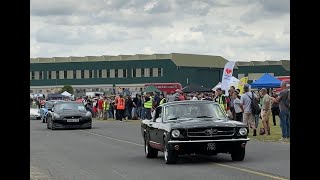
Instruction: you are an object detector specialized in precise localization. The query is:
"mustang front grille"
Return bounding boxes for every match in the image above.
[187,127,235,137]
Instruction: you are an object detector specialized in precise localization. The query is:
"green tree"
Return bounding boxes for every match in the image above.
[59,84,74,94]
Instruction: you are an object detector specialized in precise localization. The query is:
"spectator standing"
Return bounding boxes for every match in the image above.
[276,82,290,141]
[240,84,257,136]
[97,97,104,120]
[259,88,271,135]
[144,92,153,120]
[232,90,243,122]
[125,96,134,120]
[271,91,280,126]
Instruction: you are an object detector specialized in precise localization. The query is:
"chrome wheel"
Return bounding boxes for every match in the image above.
[164,147,168,161]
[145,142,148,155]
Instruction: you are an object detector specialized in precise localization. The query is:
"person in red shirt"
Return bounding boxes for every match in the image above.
[97,96,104,120]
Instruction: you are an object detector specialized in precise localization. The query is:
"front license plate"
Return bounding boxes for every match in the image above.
[67,119,79,122]
[207,143,216,151]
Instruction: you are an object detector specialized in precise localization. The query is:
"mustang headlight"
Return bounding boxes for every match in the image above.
[171,129,180,138]
[239,128,248,136]
[85,111,92,118]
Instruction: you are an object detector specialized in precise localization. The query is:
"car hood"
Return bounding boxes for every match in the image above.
[54,110,87,117]
[169,118,246,129]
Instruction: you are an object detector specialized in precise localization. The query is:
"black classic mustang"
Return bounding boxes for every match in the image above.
[47,101,92,130]
[141,101,250,164]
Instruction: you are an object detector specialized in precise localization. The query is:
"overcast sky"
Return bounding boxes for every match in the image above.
[30,0,290,61]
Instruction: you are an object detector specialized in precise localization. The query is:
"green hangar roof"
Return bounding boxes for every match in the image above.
[236,60,290,71]
[30,53,230,69]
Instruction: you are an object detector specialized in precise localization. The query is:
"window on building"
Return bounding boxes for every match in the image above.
[132,69,136,77]
[158,68,162,77]
[98,70,102,78]
[115,69,118,78]
[123,69,127,78]
[107,69,110,78]
[56,71,59,79]
[30,90,33,93]
[64,71,67,79]
[81,70,84,78]
[31,71,35,80]
[89,70,93,78]
[141,68,145,77]
[149,68,153,77]
[39,71,43,80]
[48,71,52,79]
[73,70,76,79]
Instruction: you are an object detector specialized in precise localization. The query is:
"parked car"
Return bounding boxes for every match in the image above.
[46,101,92,130]
[40,100,64,123]
[141,101,250,164]
[30,107,40,120]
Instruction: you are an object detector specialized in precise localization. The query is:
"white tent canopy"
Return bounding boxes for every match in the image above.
[61,91,72,97]
[212,76,240,92]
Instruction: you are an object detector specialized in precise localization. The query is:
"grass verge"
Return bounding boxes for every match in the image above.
[93,116,288,143]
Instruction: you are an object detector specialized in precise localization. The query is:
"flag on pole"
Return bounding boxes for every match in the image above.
[221,61,236,95]
[238,77,248,95]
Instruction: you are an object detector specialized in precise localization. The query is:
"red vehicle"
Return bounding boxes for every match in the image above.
[144,83,182,94]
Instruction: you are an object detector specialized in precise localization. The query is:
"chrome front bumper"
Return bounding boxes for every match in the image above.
[168,138,250,144]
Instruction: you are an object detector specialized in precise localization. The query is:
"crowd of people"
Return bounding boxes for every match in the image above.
[30,82,290,141]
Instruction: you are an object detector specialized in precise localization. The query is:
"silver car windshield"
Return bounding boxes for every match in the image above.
[164,103,226,121]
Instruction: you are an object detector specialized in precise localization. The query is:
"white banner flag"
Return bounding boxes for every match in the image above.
[221,61,236,95]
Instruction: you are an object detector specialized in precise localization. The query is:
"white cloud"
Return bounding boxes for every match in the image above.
[30,0,290,61]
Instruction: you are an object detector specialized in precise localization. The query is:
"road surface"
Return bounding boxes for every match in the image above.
[30,120,290,180]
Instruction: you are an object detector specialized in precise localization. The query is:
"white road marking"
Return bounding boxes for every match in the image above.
[112,169,131,180]
[79,130,143,147]
[79,130,288,180]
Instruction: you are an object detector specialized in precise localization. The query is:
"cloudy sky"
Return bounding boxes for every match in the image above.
[30,0,290,61]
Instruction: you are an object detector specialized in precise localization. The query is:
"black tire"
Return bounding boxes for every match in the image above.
[47,121,50,129]
[144,136,158,158]
[231,146,245,161]
[51,122,56,130]
[164,142,177,164]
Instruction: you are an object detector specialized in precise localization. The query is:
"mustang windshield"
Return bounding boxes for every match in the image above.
[165,103,226,121]
[55,103,86,111]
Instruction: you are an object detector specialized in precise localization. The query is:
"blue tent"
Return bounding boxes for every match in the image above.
[250,73,282,88]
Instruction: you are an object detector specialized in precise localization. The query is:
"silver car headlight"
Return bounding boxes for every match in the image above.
[53,113,60,119]
[171,130,180,138]
[85,111,92,118]
[239,128,248,136]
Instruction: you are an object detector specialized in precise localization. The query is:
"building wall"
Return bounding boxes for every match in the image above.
[237,65,289,83]
[30,59,177,86]
[30,59,227,89]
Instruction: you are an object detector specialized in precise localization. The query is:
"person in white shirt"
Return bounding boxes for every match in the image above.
[232,90,243,122]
